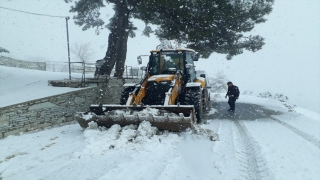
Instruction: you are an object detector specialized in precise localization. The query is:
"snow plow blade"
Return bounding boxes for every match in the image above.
[75,105,197,132]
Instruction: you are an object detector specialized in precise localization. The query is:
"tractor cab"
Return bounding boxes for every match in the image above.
[138,49,199,83]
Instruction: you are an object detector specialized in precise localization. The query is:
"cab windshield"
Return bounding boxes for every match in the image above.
[148,52,184,75]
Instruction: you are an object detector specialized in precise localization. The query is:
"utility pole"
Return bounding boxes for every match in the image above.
[66,16,71,80]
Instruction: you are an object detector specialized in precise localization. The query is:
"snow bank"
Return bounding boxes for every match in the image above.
[0,121,221,180]
[212,93,288,113]
[104,107,180,118]
[295,107,320,122]
[81,112,95,121]
[207,108,218,115]
[133,107,161,116]
[73,121,159,159]
[0,66,83,107]
[136,121,158,138]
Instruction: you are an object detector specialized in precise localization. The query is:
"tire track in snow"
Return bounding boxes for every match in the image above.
[232,120,272,180]
[270,117,320,149]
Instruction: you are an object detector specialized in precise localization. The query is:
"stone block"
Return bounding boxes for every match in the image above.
[4,129,22,137]
[65,113,74,117]
[65,117,74,122]
[26,125,38,132]
[37,123,52,129]
[44,118,52,122]
[29,102,57,110]
[0,111,16,116]
[108,79,124,86]
[24,124,31,128]
[0,127,8,133]
[52,117,66,124]
[74,97,86,104]
[0,115,10,127]
[13,117,27,122]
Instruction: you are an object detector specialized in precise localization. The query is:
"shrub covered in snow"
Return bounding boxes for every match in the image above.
[242,90,253,95]
[258,91,296,112]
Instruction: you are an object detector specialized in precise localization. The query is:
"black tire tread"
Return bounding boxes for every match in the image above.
[119,86,135,105]
[184,87,202,123]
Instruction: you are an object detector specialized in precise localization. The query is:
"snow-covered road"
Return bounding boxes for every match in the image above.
[0,94,320,180]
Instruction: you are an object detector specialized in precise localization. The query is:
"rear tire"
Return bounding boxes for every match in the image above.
[202,87,210,113]
[120,86,135,105]
[184,87,203,123]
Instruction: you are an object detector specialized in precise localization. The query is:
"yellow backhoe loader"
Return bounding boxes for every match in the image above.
[75,48,212,132]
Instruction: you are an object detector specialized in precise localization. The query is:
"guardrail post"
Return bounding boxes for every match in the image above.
[83,62,86,86]
[125,65,128,79]
[66,17,71,80]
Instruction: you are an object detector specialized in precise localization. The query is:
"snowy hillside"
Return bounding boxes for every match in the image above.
[0,94,319,180]
[0,66,83,107]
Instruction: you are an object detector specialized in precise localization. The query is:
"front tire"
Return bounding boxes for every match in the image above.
[202,87,210,113]
[119,86,135,105]
[184,87,203,124]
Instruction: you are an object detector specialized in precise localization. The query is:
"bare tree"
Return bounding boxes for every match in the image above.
[70,41,95,63]
[70,41,96,82]
[209,71,229,93]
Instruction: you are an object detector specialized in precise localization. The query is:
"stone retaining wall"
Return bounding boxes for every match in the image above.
[0,56,46,71]
[0,79,138,138]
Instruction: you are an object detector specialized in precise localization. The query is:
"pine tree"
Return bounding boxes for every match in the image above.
[65,0,137,77]
[65,0,274,77]
[136,0,274,59]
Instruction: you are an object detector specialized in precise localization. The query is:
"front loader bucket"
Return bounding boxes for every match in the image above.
[75,105,197,132]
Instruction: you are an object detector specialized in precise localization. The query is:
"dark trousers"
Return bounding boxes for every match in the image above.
[228,97,236,110]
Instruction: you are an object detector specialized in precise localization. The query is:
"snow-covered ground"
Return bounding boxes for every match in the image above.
[0,66,84,107]
[1,93,319,180]
[1,0,319,113]
[0,0,319,179]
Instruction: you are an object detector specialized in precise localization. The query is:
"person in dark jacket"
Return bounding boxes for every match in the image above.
[225,82,240,112]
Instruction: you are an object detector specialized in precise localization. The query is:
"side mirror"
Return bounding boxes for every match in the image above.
[168,68,177,72]
[137,56,142,65]
[200,74,206,78]
[193,52,200,61]
[140,66,147,71]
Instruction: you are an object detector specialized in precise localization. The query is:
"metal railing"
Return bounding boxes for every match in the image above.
[46,61,144,81]
[46,61,95,73]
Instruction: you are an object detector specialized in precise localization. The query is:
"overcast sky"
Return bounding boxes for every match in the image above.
[0,0,319,112]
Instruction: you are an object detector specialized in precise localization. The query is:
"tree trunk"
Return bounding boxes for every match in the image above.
[114,32,129,77]
[100,0,130,78]
[99,32,119,76]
